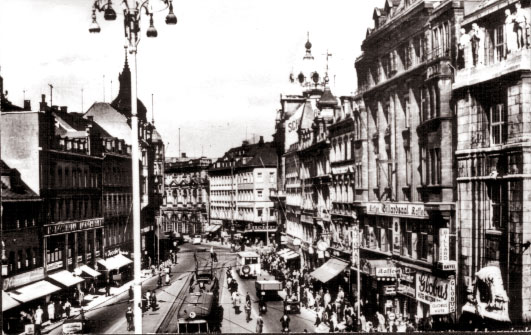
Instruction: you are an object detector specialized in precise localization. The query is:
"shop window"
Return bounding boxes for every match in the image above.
[400,219,412,257]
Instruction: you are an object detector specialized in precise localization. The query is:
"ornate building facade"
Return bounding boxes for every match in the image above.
[161,155,211,240]
[453,0,531,325]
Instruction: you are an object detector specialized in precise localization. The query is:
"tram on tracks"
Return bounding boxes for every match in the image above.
[176,261,222,333]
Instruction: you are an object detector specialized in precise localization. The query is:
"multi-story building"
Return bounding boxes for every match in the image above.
[85,54,165,265]
[351,0,466,325]
[161,155,211,244]
[453,0,531,326]
[209,137,277,245]
[1,96,106,317]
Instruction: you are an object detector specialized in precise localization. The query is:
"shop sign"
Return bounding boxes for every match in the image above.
[430,301,450,315]
[392,219,400,254]
[366,202,428,219]
[48,261,64,271]
[397,282,416,298]
[105,248,120,258]
[437,260,457,271]
[321,213,331,221]
[3,267,45,290]
[383,285,396,295]
[332,166,349,174]
[301,214,313,224]
[438,228,450,262]
[95,250,100,257]
[351,227,359,268]
[376,267,397,277]
[86,253,92,260]
[416,273,450,304]
[449,278,456,312]
[68,258,73,265]
[45,218,103,235]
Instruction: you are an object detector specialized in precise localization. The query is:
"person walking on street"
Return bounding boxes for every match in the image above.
[256,315,264,333]
[88,283,96,295]
[34,305,43,335]
[129,285,134,301]
[165,272,171,285]
[64,300,72,318]
[150,290,158,311]
[47,301,55,323]
[126,307,134,331]
[245,299,252,322]
[280,313,291,333]
[78,289,85,307]
[106,280,111,297]
[56,300,63,319]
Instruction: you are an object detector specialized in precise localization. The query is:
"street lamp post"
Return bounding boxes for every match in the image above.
[89,1,176,333]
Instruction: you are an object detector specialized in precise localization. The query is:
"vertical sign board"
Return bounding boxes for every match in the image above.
[449,277,456,312]
[439,228,450,262]
[351,227,359,268]
[392,218,401,254]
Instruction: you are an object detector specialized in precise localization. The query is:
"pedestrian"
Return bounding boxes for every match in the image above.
[88,283,96,295]
[34,305,43,335]
[336,286,344,302]
[376,311,386,332]
[245,299,252,322]
[106,279,112,297]
[232,291,241,314]
[64,300,72,318]
[246,292,251,305]
[150,290,158,311]
[78,289,85,307]
[165,272,171,285]
[48,301,55,323]
[129,285,134,301]
[126,307,134,331]
[256,315,264,333]
[323,289,331,308]
[280,313,290,333]
[56,300,63,319]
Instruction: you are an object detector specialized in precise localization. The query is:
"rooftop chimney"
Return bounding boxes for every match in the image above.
[60,106,68,113]
[40,94,47,112]
[51,105,59,112]
[242,140,249,146]
[181,152,187,158]
[87,115,94,122]
[259,136,264,146]
[23,100,31,111]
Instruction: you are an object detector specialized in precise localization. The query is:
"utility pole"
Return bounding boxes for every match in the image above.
[81,88,84,112]
[178,128,181,157]
[230,156,234,245]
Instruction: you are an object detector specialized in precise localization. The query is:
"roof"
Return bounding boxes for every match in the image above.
[299,100,315,130]
[53,110,112,138]
[178,292,215,320]
[1,160,40,202]
[111,55,147,122]
[84,102,134,145]
[210,140,277,172]
[318,86,338,107]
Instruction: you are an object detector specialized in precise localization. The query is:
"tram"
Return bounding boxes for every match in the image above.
[176,292,218,333]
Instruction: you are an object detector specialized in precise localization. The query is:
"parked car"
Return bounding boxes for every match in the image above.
[192,235,202,245]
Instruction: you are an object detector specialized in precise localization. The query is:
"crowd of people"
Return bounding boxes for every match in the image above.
[260,249,429,333]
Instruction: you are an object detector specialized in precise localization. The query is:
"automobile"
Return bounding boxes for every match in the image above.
[192,235,202,245]
[236,251,260,278]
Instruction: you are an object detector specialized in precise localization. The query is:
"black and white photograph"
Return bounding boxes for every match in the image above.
[1,0,531,333]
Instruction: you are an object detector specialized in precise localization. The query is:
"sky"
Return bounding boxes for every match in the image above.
[0,0,381,158]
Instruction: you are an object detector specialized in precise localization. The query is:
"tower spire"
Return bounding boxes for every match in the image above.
[304,31,314,60]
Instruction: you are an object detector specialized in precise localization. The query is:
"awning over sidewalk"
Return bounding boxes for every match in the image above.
[48,270,85,288]
[2,291,21,312]
[7,280,61,303]
[78,264,101,278]
[97,254,133,271]
[205,224,221,233]
[311,258,349,283]
[281,250,300,261]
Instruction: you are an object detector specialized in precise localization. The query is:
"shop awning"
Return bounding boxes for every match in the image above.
[78,265,101,278]
[97,254,133,271]
[282,251,300,261]
[310,258,349,283]
[2,291,20,312]
[7,280,61,303]
[206,224,221,233]
[48,270,85,288]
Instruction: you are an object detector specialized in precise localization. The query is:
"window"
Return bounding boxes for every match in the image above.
[404,94,410,128]
[257,208,263,217]
[355,163,362,188]
[257,189,263,198]
[257,172,263,181]
[400,219,412,257]
[269,172,275,182]
[270,208,275,217]
[405,147,412,187]
[493,25,505,63]
[428,148,441,185]
[490,103,507,145]
[489,182,506,231]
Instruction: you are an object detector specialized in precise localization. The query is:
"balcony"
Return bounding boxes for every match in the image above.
[454,48,531,90]
[269,189,286,200]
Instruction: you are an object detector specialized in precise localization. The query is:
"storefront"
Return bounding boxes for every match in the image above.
[97,249,133,285]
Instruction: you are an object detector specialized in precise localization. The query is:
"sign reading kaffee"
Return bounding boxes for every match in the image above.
[376,267,397,277]
[366,202,429,219]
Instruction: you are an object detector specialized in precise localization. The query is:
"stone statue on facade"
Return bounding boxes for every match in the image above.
[471,23,485,66]
[504,9,518,54]
[514,1,530,49]
[458,27,471,69]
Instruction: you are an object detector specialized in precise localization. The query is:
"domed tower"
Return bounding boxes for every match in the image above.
[111,50,148,122]
[289,32,323,93]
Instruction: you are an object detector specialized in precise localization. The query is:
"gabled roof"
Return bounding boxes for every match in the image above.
[53,110,112,138]
[84,102,133,145]
[1,161,40,202]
